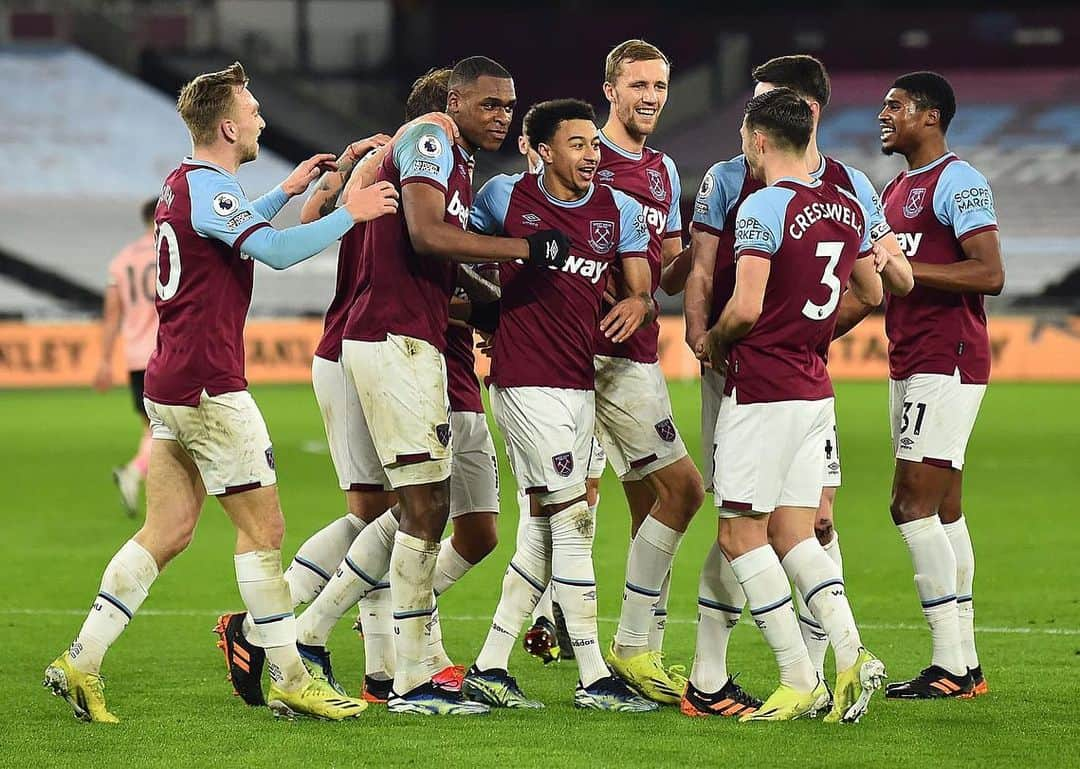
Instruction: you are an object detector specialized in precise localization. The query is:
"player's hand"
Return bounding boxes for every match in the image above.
[871,240,891,273]
[686,331,709,361]
[282,153,339,196]
[475,330,494,357]
[390,112,460,148]
[704,327,729,374]
[92,362,112,392]
[525,229,570,269]
[600,294,653,343]
[345,134,392,164]
[344,180,399,222]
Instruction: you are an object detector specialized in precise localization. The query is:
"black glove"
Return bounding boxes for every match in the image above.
[525,229,570,270]
[467,300,501,334]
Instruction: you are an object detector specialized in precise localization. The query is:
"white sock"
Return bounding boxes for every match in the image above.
[433,538,474,597]
[295,509,398,646]
[782,538,861,672]
[550,501,607,687]
[690,541,745,692]
[476,516,552,672]
[235,550,309,691]
[615,516,683,653]
[898,517,965,675]
[284,513,365,606]
[648,569,671,652]
[730,545,816,692]
[795,533,843,678]
[943,516,979,670]
[359,582,395,679]
[532,585,554,624]
[70,540,158,674]
[389,531,441,695]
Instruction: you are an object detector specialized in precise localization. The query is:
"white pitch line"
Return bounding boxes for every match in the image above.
[6,608,1078,636]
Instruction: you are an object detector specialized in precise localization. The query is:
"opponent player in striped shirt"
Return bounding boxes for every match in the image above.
[94,199,160,516]
[877,72,1003,700]
[44,62,398,722]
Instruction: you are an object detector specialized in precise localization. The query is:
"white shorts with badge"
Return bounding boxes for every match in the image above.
[890,369,986,470]
[311,354,391,492]
[713,391,834,516]
[449,410,499,517]
[145,390,277,496]
[342,334,452,488]
[594,355,688,482]
[700,367,726,493]
[490,385,595,505]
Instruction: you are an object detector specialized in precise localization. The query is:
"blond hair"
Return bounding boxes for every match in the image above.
[604,40,670,84]
[176,61,249,146]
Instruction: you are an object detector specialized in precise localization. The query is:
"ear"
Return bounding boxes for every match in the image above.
[221,118,238,144]
[754,129,767,156]
[447,89,461,113]
[808,100,822,125]
[517,135,528,156]
[602,80,616,105]
[538,142,554,165]
[925,108,941,129]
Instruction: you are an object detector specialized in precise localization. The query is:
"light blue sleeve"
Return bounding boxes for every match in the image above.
[692,158,746,233]
[469,173,520,235]
[612,189,650,254]
[188,169,270,248]
[393,122,455,190]
[661,153,682,235]
[241,208,354,270]
[933,161,998,239]
[250,184,289,220]
[733,187,794,258]
[842,164,892,241]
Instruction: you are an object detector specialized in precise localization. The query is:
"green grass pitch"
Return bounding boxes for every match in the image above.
[1,380,1078,768]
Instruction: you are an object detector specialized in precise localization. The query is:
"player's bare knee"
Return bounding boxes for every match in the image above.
[814,519,835,546]
[889,489,934,526]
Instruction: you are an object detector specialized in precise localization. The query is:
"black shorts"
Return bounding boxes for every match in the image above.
[129,370,147,417]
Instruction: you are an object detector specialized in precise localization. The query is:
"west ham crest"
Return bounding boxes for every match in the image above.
[435,423,451,447]
[647,169,667,202]
[588,220,614,254]
[265,447,276,470]
[903,187,927,219]
[654,418,676,443]
[552,452,574,477]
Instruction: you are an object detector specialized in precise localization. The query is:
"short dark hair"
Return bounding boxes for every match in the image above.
[892,71,956,132]
[752,54,830,108]
[405,67,451,119]
[523,99,596,150]
[744,87,813,153]
[448,56,511,92]
[141,197,158,225]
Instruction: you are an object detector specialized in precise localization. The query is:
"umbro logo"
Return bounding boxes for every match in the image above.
[521,212,541,227]
[597,169,615,182]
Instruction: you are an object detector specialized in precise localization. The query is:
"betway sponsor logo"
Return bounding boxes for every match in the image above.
[896,232,922,257]
[788,201,864,240]
[549,252,610,284]
[642,203,667,237]
[447,189,470,229]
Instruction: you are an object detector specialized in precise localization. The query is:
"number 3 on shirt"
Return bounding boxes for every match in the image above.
[155,222,182,301]
[801,241,843,321]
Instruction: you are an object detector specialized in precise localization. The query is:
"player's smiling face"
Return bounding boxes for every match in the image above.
[540,119,600,197]
[230,87,265,163]
[879,88,923,157]
[606,58,669,139]
[449,75,516,153]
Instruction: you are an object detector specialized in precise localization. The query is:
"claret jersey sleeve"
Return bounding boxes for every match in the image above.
[933,162,998,241]
[393,122,457,192]
[188,169,271,251]
[612,188,650,257]
[732,186,795,260]
[470,173,522,236]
